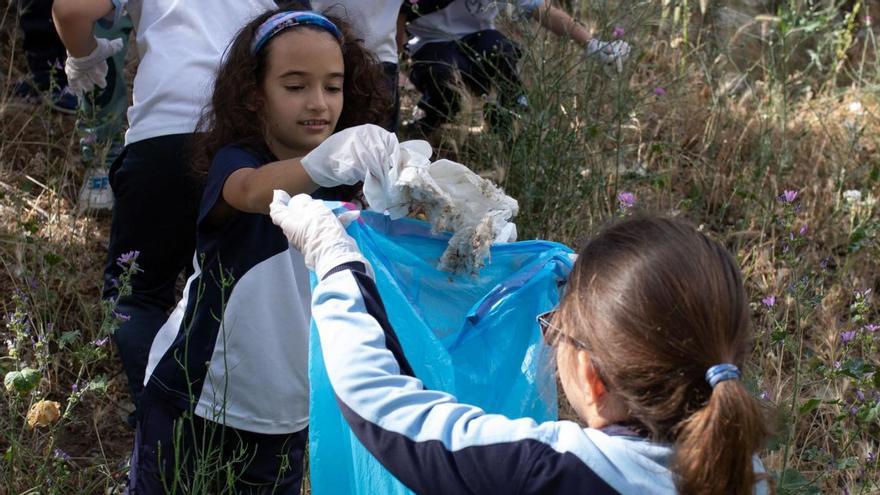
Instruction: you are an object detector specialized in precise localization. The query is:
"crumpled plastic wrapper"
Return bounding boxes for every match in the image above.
[27,400,61,428]
[362,140,518,274]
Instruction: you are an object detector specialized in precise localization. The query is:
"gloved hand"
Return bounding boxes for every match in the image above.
[301,124,400,188]
[269,190,370,279]
[65,37,124,98]
[584,39,631,71]
[363,138,431,218]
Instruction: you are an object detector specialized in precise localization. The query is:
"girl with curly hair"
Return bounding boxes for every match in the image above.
[131,5,396,492]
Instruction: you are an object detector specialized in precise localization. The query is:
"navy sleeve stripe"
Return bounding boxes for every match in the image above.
[334,395,621,495]
[343,262,416,377]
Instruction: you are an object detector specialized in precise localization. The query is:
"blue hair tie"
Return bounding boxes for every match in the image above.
[705,363,741,388]
[251,11,343,54]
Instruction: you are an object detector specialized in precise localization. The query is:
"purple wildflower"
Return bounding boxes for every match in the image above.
[113,310,131,322]
[868,452,876,463]
[617,191,635,210]
[834,361,842,369]
[759,391,770,401]
[53,449,71,461]
[864,323,879,332]
[761,295,776,308]
[612,25,625,38]
[798,224,808,236]
[71,382,79,393]
[851,406,859,416]
[856,390,866,402]
[93,337,110,347]
[778,190,799,203]
[653,86,667,97]
[840,330,857,344]
[117,250,140,266]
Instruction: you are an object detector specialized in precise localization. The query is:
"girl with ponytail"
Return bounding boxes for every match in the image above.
[270,198,774,494]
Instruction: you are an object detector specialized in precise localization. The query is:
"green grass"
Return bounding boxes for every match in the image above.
[2,0,879,493]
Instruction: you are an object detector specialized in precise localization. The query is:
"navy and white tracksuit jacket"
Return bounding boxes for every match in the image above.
[311,262,771,495]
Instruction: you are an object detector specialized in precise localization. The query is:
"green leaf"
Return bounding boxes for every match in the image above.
[86,375,108,394]
[859,401,880,424]
[799,398,822,414]
[835,456,858,470]
[4,367,41,395]
[3,371,19,393]
[58,330,80,348]
[43,251,63,267]
[778,468,821,495]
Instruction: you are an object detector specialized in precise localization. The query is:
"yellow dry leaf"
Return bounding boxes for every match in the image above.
[27,400,61,428]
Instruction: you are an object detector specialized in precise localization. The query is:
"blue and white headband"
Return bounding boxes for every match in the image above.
[705,363,741,388]
[251,11,343,54]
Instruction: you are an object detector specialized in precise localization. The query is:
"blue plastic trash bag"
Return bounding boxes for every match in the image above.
[309,208,574,495]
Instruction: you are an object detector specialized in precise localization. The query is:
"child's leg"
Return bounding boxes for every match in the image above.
[409,40,477,129]
[103,134,201,419]
[224,427,308,494]
[128,393,192,493]
[15,0,76,112]
[463,29,524,106]
[461,30,526,133]
[17,0,67,90]
[380,62,400,132]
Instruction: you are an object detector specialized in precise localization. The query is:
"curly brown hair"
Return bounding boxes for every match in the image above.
[192,2,391,181]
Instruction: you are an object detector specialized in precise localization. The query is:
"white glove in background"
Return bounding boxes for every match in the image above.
[301,124,400,188]
[269,190,370,279]
[65,37,124,98]
[584,39,631,72]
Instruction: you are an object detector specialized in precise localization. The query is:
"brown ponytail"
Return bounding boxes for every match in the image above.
[557,216,771,494]
[673,379,769,494]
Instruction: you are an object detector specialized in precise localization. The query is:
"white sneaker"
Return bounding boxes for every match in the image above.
[78,168,114,212]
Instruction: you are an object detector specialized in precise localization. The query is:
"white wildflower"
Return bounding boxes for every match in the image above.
[843,190,862,204]
[847,101,864,115]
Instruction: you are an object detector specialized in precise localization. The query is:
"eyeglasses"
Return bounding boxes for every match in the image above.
[537,310,588,350]
[538,310,612,390]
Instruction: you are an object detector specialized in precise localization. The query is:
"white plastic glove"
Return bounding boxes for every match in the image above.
[363,139,431,218]
[65,37,124,98]
[301,124,400,188]
[269,190,370,279]
[584,39,631,72]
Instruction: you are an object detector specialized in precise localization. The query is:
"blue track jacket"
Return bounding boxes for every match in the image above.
[311,262,771,495]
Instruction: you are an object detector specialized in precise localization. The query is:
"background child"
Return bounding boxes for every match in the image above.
[132,8,393,492]
[51,0,286,425]
[311,0,404,130]
[271,197,773,495]
[406,0,630,135]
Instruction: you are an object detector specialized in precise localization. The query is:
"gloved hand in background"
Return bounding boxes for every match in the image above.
[65,37,124,97]
[301,124,401,188]
[584,39,631,72]
[269,191,370,279]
